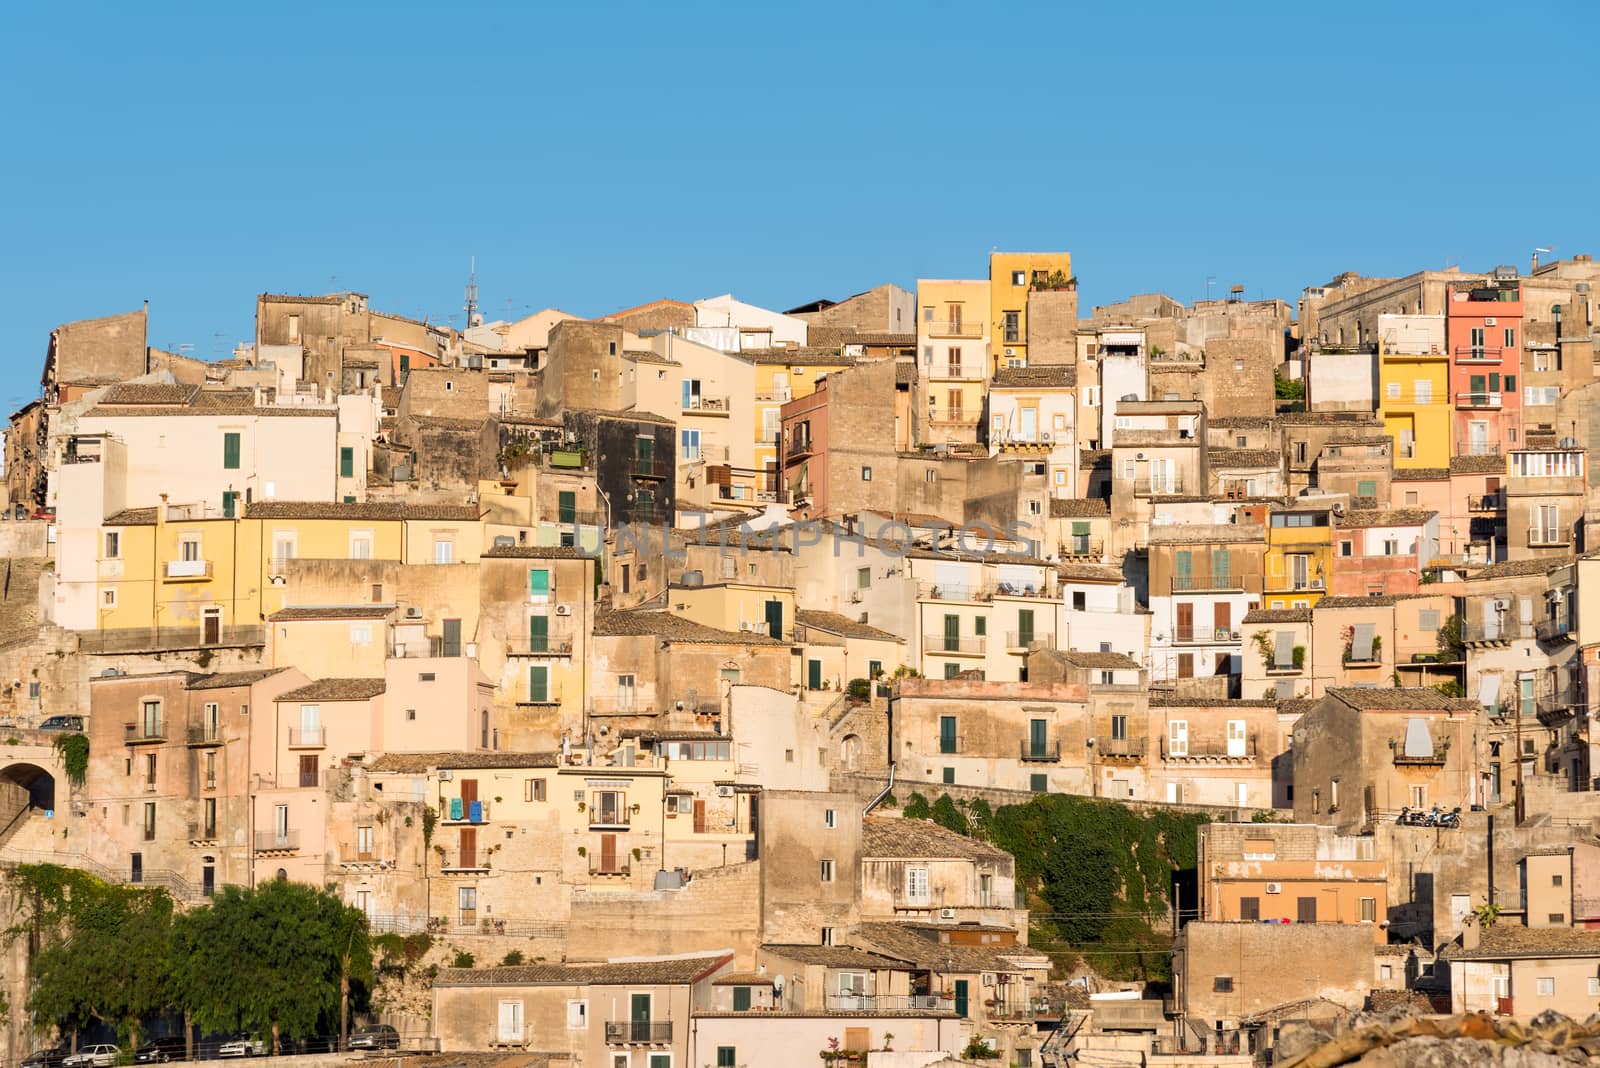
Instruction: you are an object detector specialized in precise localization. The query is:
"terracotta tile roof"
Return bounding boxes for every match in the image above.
[380,387,402,408]
[1059,650,1141,670]
[1057,562,1125,583]
[850,332,916,347]
[1146,523,1265,545]
[260,292,353,306]
[592,608,782,645]
[1450,454,1508,474]
[1208,448,1281,468]
[365,751,559,773]
[1279,413,1382,426]
[572,406,677,427]
[105,507,159,525]
[760,945,915,970]
[862,817,1008,861]
[268,605,396,622]
[849,923,1042,973]
[600,298,692,319]
[243,501,480,521]
[1445,927,1600,960]
[1325,686,1480,712]
[276,677,387,702]
[99,382,198,405]
[1049,498,1109,518]
[1470,555,1576,581]
[1149,694,1280,707]
[435,954,730,987]
[1337,508,1437,527]
[185,668,289,691]
[1242,608,1311,623]
[991,365,1075,388]
[711,971,775,986]
[895,362,918,385]
[1209,416,1277,429]
[1393,467,1449,481]
[1314,593,1428,608]
[795,609,904,642]
[1278,697,1319,717]
[481,546,593,560]
[741,347,855,366]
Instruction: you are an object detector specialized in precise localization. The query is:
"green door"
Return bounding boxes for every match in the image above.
[940,715,957,754]
[222,491,237,519]
[630,993,652,1042]
[399,353,410,376]
[1030,718,1048,758]
[558,490,576,524]
[636,436,654,465]
[222,432,241,470]
[954,979,969,1018]
[340,447,354,478]
[529,615,548,653]
[943,614,960,652]
[1175,550,1192,589]
[528,665,548,703]
[808,659,822,690]
[1018,608,1034,647]
[765,600,784,640]
[732,985,751,1012]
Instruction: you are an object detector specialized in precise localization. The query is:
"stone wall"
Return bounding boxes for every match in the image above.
[567,859,761,964]
[1178,920,1373,1025]
[1027,290,1080,366]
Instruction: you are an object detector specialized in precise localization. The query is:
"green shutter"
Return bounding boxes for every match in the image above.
[940,715,958,754]
[717,1049,737,1068]
[529,615,549,653]
[943,614,960,651]
[222,433,241,470]
[1175,551,1193,581]
[222,492,236,519]
[1018,609,1034,646]
[529,569,550,596]
[528,665,548,703]
[1358,480,1377,498]
[1071,521,1091,536]
[974,616,986,637]
[558,490,576,524]
[340,447,354,478]
[732,986,751,1012]
[1212,549,1230,582]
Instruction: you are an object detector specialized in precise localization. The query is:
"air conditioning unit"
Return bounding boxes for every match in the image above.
[1485,317,1497,326]
[717,785,735,798]
[405,607,422,619]
[1041,432,1053,443]
[940,907,957,919]
[1004,348,1016,356]
[1265,881,1282,894]
[555,604,572,617]
[438,770,453,781]
[982,973,996,987]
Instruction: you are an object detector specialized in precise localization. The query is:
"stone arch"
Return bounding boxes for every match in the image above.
[0,761,57,813]
[840,734,863,772]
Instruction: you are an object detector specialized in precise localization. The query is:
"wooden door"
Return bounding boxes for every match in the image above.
[460,779,478,804]
[693,799,707,834]
[203,611,221,645]
[459,827,477,869]
[1214,601,1231,636]
[600,833,617,874]
[1176,602,1194,642]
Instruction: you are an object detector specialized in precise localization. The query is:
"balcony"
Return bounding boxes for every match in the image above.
[187,822,219,843]
[589,861,631,878]
[1133,477,1187,497]
[928,408,978,425]
[254,830,299,854]
[1094,738,1146,763]
[1528,531,1571,548]
[1171,572,1244,593]
[924,320,983,339]
[545,447,588,469]
[1160,738,1257,763]
[516,685,563,707]
[928,364,981,380]
[1536,618,1574,643]
[1456,440,1502,458]
[605,1021,673,1045]
[1059,539,1103,559]
[924,636,987,657]
[442,800,491,824]
[1536,695,1581,727]
[287,727,325,748]
[588,809,631,831]
[1390,740,1448,767]
[1456,392,1503,409]
[631,457,672,479]
[1006,631,1050,652]
[186,724,223,747]
[919,583,994,603]
[126,721,166,745]
[163,559,212,581]
[554,508,605,527]
[439,855,490,874]
[506,634,577,656]
[1469,493,1505,512]
[1020,741,1060,762]
[826,994,955,1013]
[77,624,266,655]
[682,395,730,415]
[1173,626,1242,644]
[1455,346,1504,364]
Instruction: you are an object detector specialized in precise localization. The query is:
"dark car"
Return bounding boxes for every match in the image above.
[346,1025,399,1051]
[21,1048,69,1068]
[134,1038,186,1063]
[38,715,84,731]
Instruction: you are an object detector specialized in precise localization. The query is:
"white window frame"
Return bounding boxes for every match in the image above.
[906,866,930,904]
[497,998,525,1042]
[566,999,588,1029]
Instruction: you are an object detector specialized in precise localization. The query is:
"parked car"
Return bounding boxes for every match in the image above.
[21,1047,69,1068]
[63,1046,120,1068]
[134,1038,186,1063]
[216,1038,265,1059]
[346,1025,399,1051]
[38,715,84,731]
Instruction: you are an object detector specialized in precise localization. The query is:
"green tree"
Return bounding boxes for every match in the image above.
[168,881,372,1054]
[930,795,966,835]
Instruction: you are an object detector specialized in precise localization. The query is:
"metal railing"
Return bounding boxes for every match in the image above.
[77,625,266,654]
[186,724,222,746]
[631,457,673,478]
[589,810,632,830]
[288,727,324,747]
[1059,539,1103,558]
[1535,618,1574,642]
[1133,477,1186,496]
[682,395,730,413]
[755,389,792,403]
[1006,631,1050,650]
[1455,346,1504,362]
[1171,573,1243,592]
[254,830,300,852]
[924,636,987,656]
[506,634,577,656]
[605,1021,673,1044]
[919,583,995,602]
[1173,626,1241,643]
[923,320,983,338]
[589,861,631,877]
[442,800,492,824]
[1469,493,1505,511]
[1456,391,1503,409]
[927,408,978,424]
[1529,531,1571,547]
[1456,440,1502,457]
[1160,738,1257,761]
[826,994,954,1012]
[1094,737,1146,759]
[1020,741,1060,762]
[928,364,981,379]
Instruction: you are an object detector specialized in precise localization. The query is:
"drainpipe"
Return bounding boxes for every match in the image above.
[865,762,896,815]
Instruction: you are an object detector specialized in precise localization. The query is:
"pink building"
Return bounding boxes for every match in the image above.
[1448,279,1524,457]
[1331,508,1440,597]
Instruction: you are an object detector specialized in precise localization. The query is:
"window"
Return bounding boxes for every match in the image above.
[940,715,958,754]
[861,466,872,481]
[906,867,930,903]
[1538,977,1555,997]
[819,859,834,883]
[717,1048,737,1067]
[349,531,373,559]
[1072,591,1086,611]
[525,778,546,802]
[1214,976,1234,993]
[1340,540,1353,557]
[1386,382,1400,399]
[434,539,454,564]
[1361,897,1377,922]
[566,1000,587,1029]
[680,428,701,462]
[1239,896,1260,921]
[1111,714,1127,741]
[497,999,525,1042]
[143,801,156,841]
[824,808,836,828]
[350,624,371,646]
[942,767,955,784]
[102,588,117,608]
[299,754,318,788]
[222,432,241,470]
[104,531,120,558]
[1554,873,1565,887]
[356,825,374,859]
[856,567,871,590]
[340,447,354,478]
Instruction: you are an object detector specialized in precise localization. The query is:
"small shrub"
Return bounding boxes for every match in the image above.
[451,950,475,969]
[501,950,525,966]
[846,678,870,701]
[902,793,931,820]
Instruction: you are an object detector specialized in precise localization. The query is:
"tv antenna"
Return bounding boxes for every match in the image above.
[464,257,480,328]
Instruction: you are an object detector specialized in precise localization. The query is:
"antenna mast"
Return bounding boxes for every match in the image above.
[464,257,480,328]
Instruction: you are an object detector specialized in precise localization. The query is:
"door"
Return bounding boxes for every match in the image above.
[1214,601,1231,639]
[1166,782,1182,804]
[943,614,960,652]
[808,659,823,690]
[693,799,707,834]
[600,834,617,874]
[1030,718,1048,759]
[764,600,784,640]
[1235,782,1248,808]
[1227,720,1247,757]
[630,993,652,1042]
[1296,896,1317,923]
[954,979,969,1018]
[529,615,549,653]
[1019,406,1038,441]
[558,490,576,524]
[203,609,221,645]
[1176,602,1194,642]
[300,704,321,746]
[1469,421,1489,455]
[458,886,475,926]
[1017,608,1034,647]
[459,827,477,869]
[442,618,462,658]
[1169,719,1188,756]
[131,853,142,883]
[1177,653,1194,678]
[1290,554,1309,590]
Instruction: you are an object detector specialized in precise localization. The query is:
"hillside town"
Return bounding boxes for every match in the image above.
[6,248,1600,1068]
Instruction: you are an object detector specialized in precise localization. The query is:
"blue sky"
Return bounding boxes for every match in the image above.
[2,0,1594,413]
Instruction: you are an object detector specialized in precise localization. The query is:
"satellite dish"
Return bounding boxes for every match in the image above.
[772,975,786,996]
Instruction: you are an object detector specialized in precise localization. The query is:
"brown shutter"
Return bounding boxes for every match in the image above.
[460,779,478,803]
[459,827,476,869]
[600,834,617,873]
[693,799,707,834]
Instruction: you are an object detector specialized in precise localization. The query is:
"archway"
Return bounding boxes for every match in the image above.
[840,734,862,772]
[0,761,57,813]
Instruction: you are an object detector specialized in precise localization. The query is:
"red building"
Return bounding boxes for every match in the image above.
[1448,277,1523,457]
[1330,507,1439,597]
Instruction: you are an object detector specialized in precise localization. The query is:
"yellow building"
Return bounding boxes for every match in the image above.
[751,350,852,490]
[916,279,991,444]
[669,579,796,642]
[989,251,1074,369]
[1263,504,1334,610]
[1378,320,1453,470]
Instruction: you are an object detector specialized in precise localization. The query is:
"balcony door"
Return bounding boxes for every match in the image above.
[1227,719,1247,757]
[630,993,652,1042]
[1175,602,1193,642]
[1214,602,1231,637]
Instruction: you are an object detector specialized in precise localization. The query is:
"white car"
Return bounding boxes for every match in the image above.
[217,1039,265,1058]
[63,1046,119,1068]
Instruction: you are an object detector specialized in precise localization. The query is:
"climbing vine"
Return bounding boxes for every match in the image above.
[52,733,88,789]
